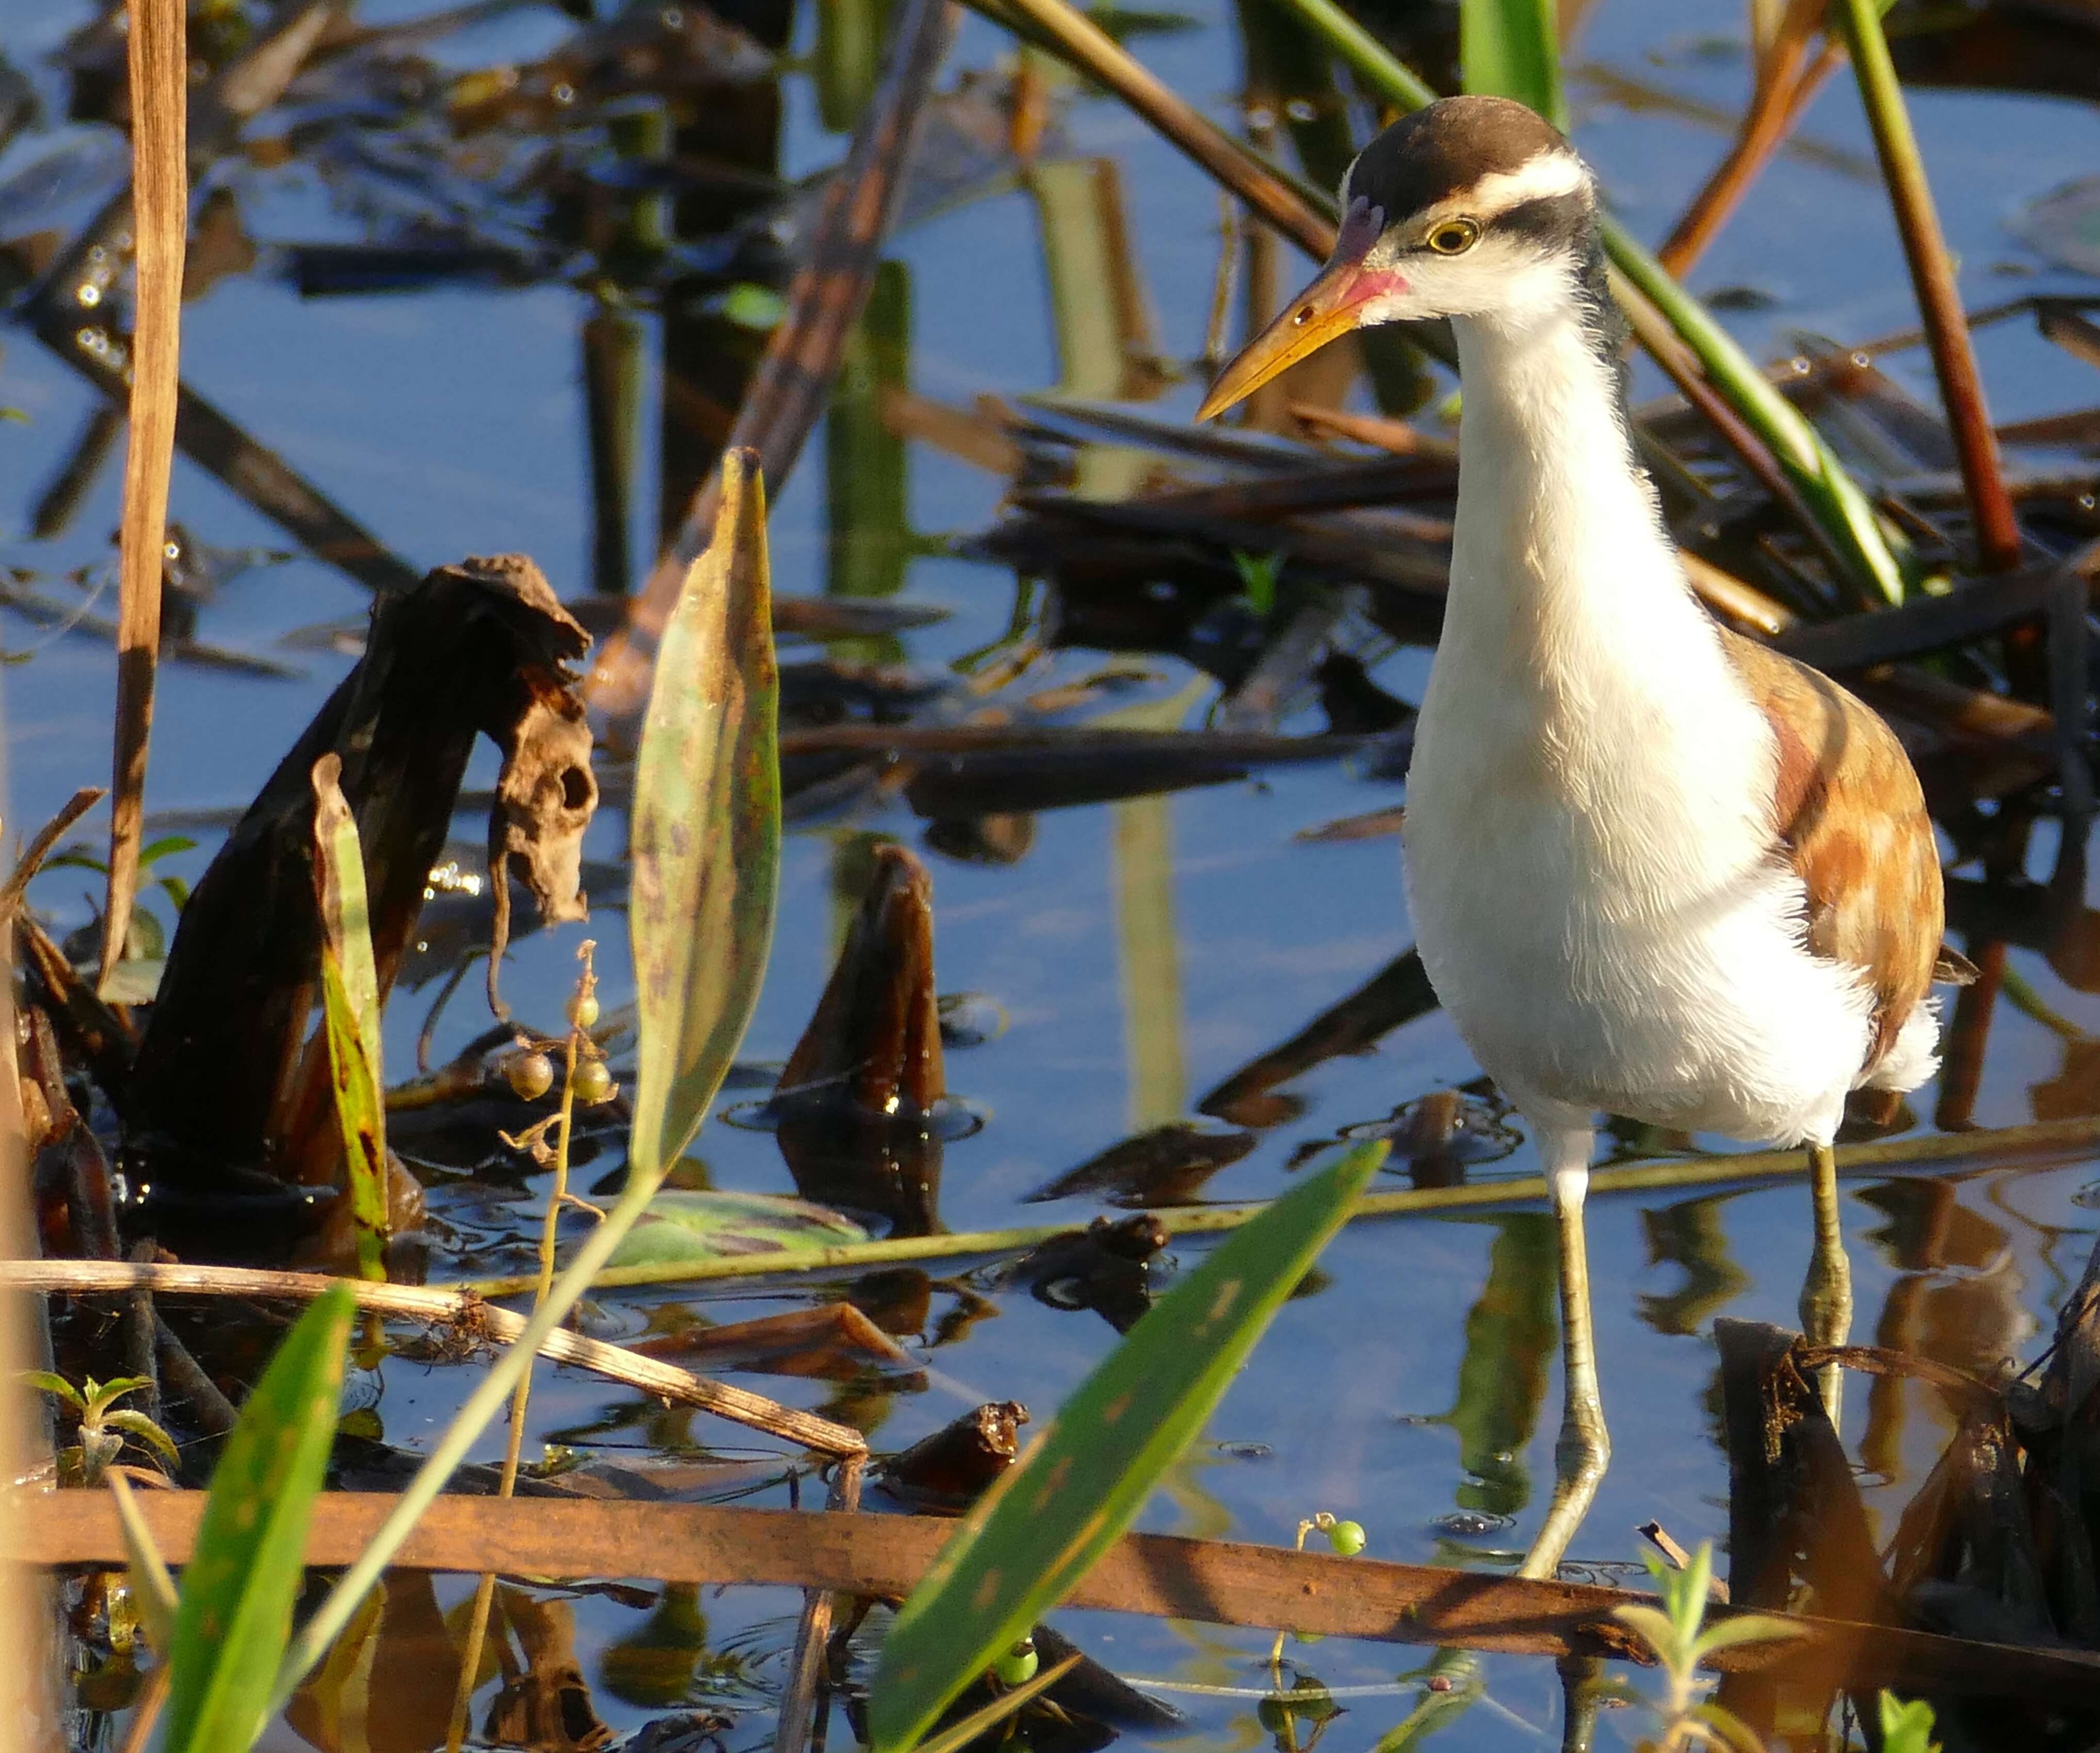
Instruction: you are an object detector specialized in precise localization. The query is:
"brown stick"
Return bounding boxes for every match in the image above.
[1833,0,2020,574]
[26,1493,2100,1703]
[587,0,957,716]
[1658,4,1842,276]
[974,0,1331,261]
[775,1456,865,1753]
[0,788,107,922]
[102,0,187,998]
[0,1259,866,1458]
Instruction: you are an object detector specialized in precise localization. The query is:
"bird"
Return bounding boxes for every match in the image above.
[1197,95,1971,1579]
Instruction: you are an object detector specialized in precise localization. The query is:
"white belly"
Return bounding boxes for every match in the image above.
[1402,651,1875,1150]
[1414,300,1880,1147]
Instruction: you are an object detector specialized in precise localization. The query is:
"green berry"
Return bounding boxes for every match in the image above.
[1326,1520,1366,1556]
[569,992,600,1030]
[573,1059,615,1105]
[506,1052,555,1101]
[992,1641,1038,1685]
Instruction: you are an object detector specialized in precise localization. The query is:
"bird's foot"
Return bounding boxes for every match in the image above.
[1520,1404,1610,1582]
[1799,1236,1852,1426]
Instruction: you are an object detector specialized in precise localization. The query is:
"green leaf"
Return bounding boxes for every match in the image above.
[1690,1611,1804,1661]
[20,1370,88,1414]
[867,1139,1389,1751]
[310,754,389,1283]
[164,1282,354,1753]
[1669,1541,1712,1644]
[1231,549,1283,618]
[102,1408,182,1470]
[1459,0,1564,127]
[605,1189,869,1267]
[1609,1604,1683,1668]
[628,448,782,1182]
[108,1473,178,1651]
[1879,1693,1941,1753]
[85,1375,152,1416]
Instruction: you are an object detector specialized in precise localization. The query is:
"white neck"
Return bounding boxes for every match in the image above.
[1447,299,1696,667]
[1419,290,1771,858]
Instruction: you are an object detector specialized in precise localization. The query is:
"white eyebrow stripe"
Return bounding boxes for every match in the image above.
[1405,148,1589,234]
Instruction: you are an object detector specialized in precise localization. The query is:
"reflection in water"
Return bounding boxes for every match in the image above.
[1857,1178,2035,1488]
[1114,792,1187,1131]
[601,1584,710,1712]
[286,1575,461,1753]
[1442,1215,1556,1519]
[483,1587,615,1750]
[1637,1193,1752,1339]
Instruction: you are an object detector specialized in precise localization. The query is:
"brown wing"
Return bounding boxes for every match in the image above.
[1718,628,1944,1077]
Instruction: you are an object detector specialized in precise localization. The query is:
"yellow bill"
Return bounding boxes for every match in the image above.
[1196,219,1403,422]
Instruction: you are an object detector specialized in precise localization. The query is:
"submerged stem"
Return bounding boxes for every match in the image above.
[442,955,590,1752]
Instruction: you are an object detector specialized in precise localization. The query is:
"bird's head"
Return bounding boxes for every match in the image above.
[1197,95,1598,420]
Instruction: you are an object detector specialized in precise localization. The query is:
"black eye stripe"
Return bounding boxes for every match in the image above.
[1489,192,1590,251]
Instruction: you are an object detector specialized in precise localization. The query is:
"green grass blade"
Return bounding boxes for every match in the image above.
[1263,0,1911,605]
[164,1282,354,1753]
[310,753,388,1281]
[1460,0,1564,126]
[1603,225,1911,604]
[907,1654,1082,1753]
[867,1139,1389,1751]
[628,446,782,1181]
[268,454,788,1715]
[108,1472,178,1651]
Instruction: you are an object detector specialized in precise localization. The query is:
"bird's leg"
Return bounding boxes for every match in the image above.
[1798,1140,1851,1424]
[1520,1134,1609,1582]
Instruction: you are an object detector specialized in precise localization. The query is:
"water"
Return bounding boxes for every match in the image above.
[5,0,2100,1746]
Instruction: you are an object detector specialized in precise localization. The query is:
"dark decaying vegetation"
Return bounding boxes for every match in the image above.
[10,0,2100,1748]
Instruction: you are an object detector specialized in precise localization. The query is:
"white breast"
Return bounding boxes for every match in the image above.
[1403,303,1874,1149]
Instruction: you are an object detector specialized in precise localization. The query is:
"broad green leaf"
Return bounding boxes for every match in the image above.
[1459,0,1563,127]
[868,1139,1388,1751]
[311,754,388,1282]
[606,1188,868,1268]
[629,448,782,1182]
[1879,1693,1942,1753]
[165,1282,354,1753]
[107,1472,178,1651]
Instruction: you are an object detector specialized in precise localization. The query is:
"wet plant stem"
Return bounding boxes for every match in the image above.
[101,0,185,999]
[1831,0,2020,574]
[442,1009,584,1753]
[455,1114,2100,1299]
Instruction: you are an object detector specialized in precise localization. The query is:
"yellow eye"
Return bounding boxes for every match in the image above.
[1426,219,1479,255]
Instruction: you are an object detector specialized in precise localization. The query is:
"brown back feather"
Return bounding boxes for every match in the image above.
[1719,629,1944,1077]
